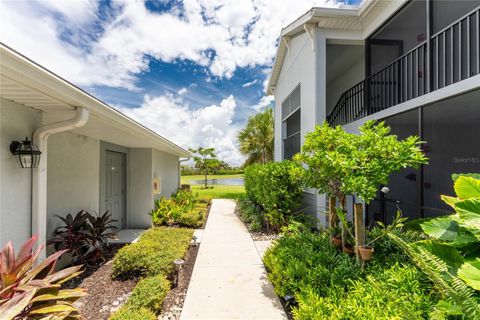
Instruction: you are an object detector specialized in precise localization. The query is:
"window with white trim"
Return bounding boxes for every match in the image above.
[282,85,301,160]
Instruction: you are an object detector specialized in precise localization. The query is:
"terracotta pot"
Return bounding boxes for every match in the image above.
[357,246,374,260]
[343,244,355,255]
[331,236,342,248]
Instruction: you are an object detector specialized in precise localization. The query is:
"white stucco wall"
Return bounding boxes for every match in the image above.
[128,148,180,228]
[274,32,317,162]
[0,98,40,249]
[152,149,179,202]
[273,29,328,225]
[47,132,100,237]
[129,148,153,228]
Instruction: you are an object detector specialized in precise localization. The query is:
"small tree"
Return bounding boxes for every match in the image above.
[189,147,220,189]
[295,121,427,248]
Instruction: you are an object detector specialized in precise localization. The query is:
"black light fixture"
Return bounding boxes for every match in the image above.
[10,137,41,168]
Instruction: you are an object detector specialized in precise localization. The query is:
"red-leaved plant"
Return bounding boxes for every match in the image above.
[0,235,85,320]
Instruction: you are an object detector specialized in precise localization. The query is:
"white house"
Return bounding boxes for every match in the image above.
[0,43,190,257]
[268,0,480,226]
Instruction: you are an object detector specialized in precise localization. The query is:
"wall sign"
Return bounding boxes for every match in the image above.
[153,177,161,194]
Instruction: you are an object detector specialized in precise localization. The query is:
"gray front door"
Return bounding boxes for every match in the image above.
[105,151,126,229]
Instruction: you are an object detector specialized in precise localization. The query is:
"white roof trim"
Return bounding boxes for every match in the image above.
[0,43,190,158]
[266,0,408,95]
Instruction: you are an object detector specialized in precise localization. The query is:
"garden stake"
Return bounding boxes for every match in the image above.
[329,197,337,228]
[354,203,365,265]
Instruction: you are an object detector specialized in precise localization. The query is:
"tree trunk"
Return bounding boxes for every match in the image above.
[204,167,208,189]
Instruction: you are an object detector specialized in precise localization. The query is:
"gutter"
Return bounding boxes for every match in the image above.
[32,107,89,259]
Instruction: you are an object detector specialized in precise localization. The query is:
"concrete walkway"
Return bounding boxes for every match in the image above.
[180,199,287,320]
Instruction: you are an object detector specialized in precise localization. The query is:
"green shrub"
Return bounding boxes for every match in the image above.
[293,264,436,320]
[109,306,156,320]
[112,227,193,279]
[264,230,361,297]
[244,161,303,231]
[177,209,205,228]
[264,228,439,319]
[238,198,263,232]
[124,275,170,314]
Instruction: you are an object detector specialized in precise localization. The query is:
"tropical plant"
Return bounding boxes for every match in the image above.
[417,175,480,291]
[238,108,274,166]
[172,189,197,212]
[150,198,184,226]
[189,147,220,188]
[388,233,480,319]
[48,210,118,266]
[150,190,206,227]
[0,236,85,320]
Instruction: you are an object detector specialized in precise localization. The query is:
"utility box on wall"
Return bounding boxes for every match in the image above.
[153,177,161,195]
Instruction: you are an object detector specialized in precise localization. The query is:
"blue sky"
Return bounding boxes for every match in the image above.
[0,0,360,165]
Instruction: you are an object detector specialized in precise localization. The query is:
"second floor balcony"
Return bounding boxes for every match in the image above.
[327,1,480,127]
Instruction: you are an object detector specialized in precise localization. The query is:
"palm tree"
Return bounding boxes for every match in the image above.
[238,108,274,165]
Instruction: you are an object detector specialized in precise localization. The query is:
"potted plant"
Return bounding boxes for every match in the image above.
[329,224,342,248]
[342,221,356,255]
[357,210,407,260]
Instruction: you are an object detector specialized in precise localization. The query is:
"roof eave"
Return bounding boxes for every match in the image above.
[1,43,191,158]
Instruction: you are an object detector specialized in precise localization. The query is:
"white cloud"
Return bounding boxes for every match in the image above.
[242,79,258,87]
[0,0,345,88]
[252,95,274,111]
[39,0,99,25]
[116,93,245,165]
[0,0,348,164]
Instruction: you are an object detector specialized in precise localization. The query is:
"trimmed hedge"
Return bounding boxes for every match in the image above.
[244,161,303,230]
[109,306,156,320]
[112,227,193,279]
[123,275,170,314]
[110,227,192,319]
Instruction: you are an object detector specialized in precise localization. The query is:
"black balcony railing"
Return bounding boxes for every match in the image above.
[327,5,480,127]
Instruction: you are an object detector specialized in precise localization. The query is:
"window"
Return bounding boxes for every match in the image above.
[282,85,301,160]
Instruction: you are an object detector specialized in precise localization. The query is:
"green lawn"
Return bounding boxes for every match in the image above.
[181,174,245,200]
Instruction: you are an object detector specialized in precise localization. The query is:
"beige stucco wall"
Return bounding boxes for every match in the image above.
[47,132,100,237]
[0,98,40,249]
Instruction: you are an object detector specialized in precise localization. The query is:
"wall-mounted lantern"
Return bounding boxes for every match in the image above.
[10,137,41,168]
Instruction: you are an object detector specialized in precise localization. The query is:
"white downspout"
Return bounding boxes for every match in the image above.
[33,107,89,259]
[178,157,190,188]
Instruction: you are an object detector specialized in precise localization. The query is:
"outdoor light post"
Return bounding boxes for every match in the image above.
[173,258,185,287]
[9,137,41,168]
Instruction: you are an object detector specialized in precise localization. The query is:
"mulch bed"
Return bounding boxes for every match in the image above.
[160,245,199,320]
[65,202,210,320]
[65,247,138,320]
